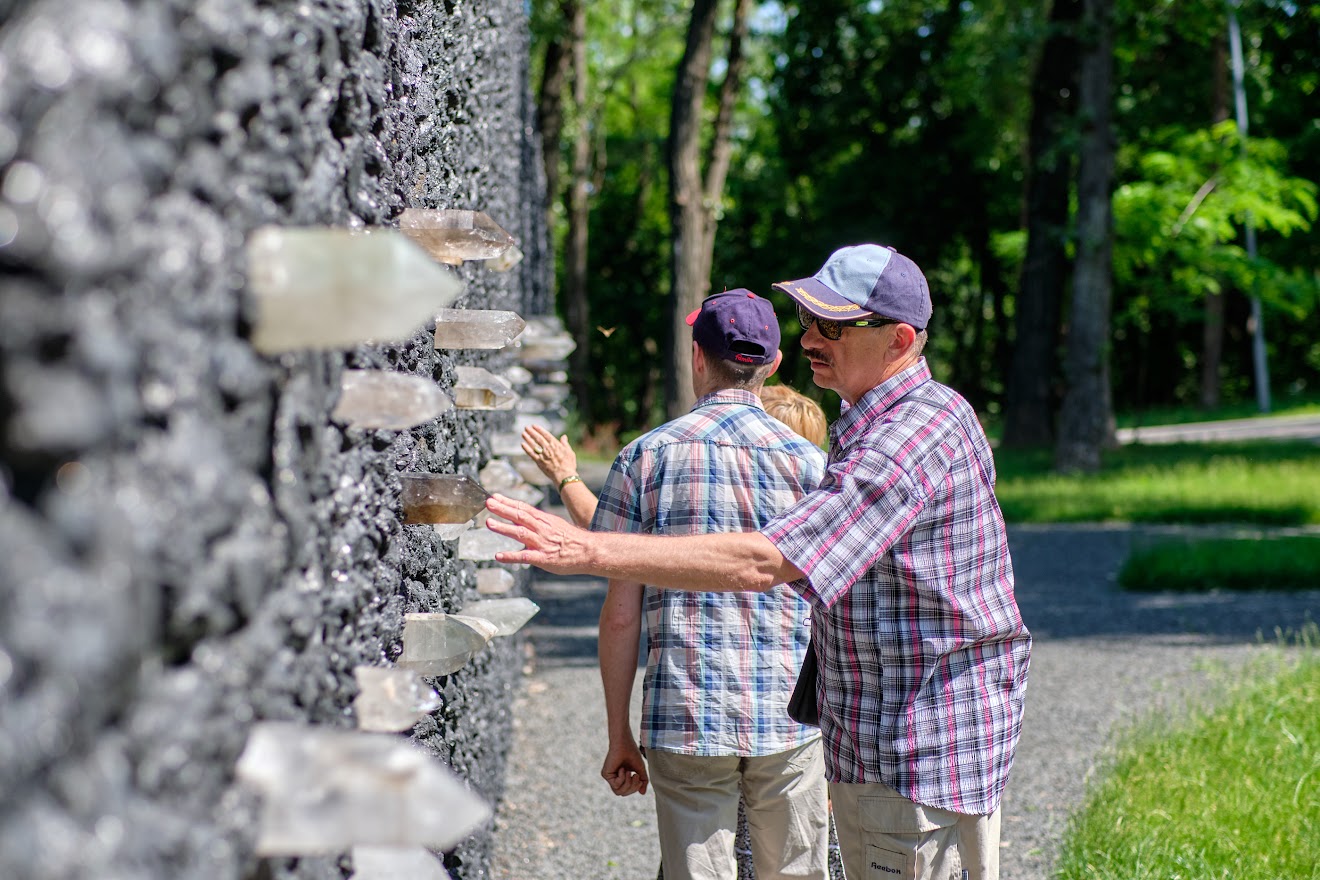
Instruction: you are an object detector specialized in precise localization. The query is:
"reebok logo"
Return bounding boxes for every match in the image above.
[870,863,901,874]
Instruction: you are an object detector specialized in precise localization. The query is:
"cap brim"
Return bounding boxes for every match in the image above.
[772,277,868,321]
[684,307,700,326]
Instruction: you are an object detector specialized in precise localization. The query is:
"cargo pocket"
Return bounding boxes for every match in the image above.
[857,792,963,880]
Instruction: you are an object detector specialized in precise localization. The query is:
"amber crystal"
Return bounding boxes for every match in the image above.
[332,370,454,431]
[451,366,517,411]
[433,308,526,351]
[246,227,463,353]
[400,473,489,525]
[397,209,515,265]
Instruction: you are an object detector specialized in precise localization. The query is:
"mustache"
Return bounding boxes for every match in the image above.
[803,346,832,366]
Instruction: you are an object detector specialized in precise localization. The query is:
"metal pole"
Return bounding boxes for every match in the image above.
[1228,1,1271,413]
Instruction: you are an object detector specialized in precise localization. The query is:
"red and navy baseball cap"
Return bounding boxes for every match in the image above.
[685,289,780,365]
[773,244,931,332]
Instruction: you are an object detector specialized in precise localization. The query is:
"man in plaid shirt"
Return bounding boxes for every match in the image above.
[593,289,831,880]
[488,245,1031,880]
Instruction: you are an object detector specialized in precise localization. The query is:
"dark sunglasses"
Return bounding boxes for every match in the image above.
[797,304,899,341]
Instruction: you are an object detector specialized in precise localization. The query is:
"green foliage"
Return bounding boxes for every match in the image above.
[994,440,1320,525]
[1058,635,1320,880]
[1119,535,1320,592]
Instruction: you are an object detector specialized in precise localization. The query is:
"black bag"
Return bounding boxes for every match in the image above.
[786,638,820,726]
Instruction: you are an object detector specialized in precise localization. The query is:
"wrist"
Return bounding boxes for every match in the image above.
[558,473,583,490]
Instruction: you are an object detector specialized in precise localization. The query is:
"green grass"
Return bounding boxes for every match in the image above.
[994,441,1320,526]
[1057,631,1320,880]
[1119,536,1320,592]
[1115,394,1320,430]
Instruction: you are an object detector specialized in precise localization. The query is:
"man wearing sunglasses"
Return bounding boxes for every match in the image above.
[486,244,1031,880]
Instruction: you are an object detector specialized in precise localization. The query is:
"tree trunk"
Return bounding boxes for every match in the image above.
[665,0,724,419]
[1055,0,1116,473]
[563,0,593,422]
[536,2,571,247]
[1200,33,1230,410]
[1002,0,1081,449]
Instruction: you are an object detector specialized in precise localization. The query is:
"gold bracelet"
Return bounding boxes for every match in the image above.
[558,474,583,489]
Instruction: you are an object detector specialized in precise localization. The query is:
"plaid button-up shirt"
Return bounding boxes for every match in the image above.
[762,360,1031,815]
[592,389,826,756]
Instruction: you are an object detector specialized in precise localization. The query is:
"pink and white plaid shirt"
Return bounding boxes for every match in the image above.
[762,360,1031,815]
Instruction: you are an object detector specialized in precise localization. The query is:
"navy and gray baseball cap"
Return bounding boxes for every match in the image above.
[773,244,932,331]
[685,289,780,365]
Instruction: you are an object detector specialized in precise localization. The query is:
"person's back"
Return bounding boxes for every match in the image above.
[592,290,830,880]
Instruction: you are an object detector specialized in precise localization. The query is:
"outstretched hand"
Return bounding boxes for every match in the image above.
[485,494,593,574]
[521,424,578,485]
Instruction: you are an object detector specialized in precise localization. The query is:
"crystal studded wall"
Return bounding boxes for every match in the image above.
[0,1,550,878]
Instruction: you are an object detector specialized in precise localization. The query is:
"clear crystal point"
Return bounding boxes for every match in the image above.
[485,244,524,272]
[476,569,514,595]
[235,722,491,856]
[458,597,539,637]
[352,667,442,733]
[516,316,577,366]
[333,370,455,431]
[513,458,552,487]
[400,473,489,525]
[452,366,517,411]
[457,528,523,562]
[352,846,453,880]
[433,309,526,351]
[396,613,498,676]
[489,431,523,457]
[432,522,473,541]
[397,209,515,265]
[478,459,524,494]
[246,227,463,353]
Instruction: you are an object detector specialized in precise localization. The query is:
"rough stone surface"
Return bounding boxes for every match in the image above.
[0,1,548,878]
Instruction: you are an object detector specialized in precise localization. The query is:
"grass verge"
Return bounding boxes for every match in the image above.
[1057,628,1320,880]
[994,441,1320,525]
[1119,536,1320,592]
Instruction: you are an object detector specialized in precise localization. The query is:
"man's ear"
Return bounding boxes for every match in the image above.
[767,349,783,377]
[892,324,918,354]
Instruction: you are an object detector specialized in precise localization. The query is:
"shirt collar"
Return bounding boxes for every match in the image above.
[830,358,932,450]
[692,387,765,412]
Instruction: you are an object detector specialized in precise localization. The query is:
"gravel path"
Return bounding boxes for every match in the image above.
[490,520,1319,879]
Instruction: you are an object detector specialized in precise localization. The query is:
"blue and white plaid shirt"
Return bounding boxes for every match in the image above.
[592,389,826,756]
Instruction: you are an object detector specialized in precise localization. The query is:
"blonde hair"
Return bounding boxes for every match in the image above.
[760,384,828,448]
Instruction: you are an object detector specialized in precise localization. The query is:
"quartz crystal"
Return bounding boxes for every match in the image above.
[247,227,463,353]
[458,597,539,637]
[484,244,524,272]
[235,722,491,856]
[476,569,515,595]
[514,458,552,487]
[400,473,489,525]
[432,523,473,541]
[515,397,548,414]
[516,316,577,367]
[504,483,546,507]
[489,431,523,457]
[501,365,533,387]
[397,613,499,676]
[333,370,454,431]
[530,382,572,405]
[352,847,453,880]
[433,309,526,351]
[352,667,441,733]
[478,460,524,494]
[457,528,523,562]
[452,366,517,411]
[397,209,515,265]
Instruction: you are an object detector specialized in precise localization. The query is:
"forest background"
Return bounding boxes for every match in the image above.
[530,0,1318,472]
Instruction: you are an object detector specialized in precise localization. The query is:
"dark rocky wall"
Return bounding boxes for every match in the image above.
[0,1,547,878]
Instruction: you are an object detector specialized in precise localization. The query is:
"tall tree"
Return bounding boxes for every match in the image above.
[1001,0,1081,449]
[563,0,593,420]
[666,0,752,418]
[1056,0,1117,472]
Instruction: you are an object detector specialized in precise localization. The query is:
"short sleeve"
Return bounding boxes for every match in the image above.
[589,449,644,534]
[761,446,924,609]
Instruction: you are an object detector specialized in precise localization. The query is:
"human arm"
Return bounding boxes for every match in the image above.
[484,495,806,591]
[598,579,647,796]
[520,424,599,528]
